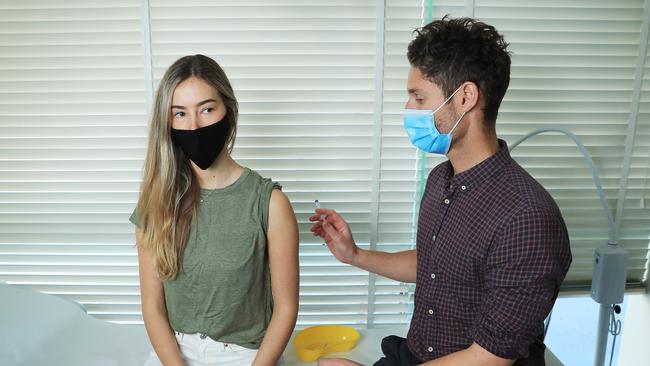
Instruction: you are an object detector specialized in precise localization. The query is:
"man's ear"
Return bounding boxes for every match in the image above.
[456,81,480,113]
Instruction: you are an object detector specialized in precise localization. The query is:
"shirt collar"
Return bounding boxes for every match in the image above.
[443,139,511,191]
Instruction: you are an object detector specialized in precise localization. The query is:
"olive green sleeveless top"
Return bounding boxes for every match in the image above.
[130,168,280,349]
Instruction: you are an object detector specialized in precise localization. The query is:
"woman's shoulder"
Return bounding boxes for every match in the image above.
[244,167,282,191]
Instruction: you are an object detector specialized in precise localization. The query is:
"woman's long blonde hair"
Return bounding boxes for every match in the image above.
[136,55,238,279]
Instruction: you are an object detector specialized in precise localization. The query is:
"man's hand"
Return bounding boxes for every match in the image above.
[309,208,358,265]
[310,207,416,282]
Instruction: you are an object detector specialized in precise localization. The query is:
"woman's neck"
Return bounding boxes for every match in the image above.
[192,152,243,189]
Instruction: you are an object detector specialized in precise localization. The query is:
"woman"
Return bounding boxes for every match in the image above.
[131,55,299,366]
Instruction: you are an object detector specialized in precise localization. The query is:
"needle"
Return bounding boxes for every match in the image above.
[314,199,326,220]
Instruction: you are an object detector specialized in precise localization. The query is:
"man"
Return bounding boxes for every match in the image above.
[310,16,572,366]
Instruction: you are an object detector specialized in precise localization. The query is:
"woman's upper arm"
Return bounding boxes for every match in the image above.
[136,229,165,312]
[266,189,299,308]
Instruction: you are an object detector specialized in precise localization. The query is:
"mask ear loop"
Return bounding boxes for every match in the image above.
[432,84,464,114]
[441,111,467,155]
[431,85,464,136]
[448,111,467,136]
[444,83,468,135]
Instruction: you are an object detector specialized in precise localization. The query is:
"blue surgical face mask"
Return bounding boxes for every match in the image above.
[403,86,466,155]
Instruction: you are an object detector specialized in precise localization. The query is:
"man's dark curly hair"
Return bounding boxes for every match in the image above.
[407,16,511,126]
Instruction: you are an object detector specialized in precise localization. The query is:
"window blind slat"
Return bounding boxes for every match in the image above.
[1,0,648,328]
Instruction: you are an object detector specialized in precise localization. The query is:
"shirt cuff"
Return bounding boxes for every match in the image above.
[469,318,530,360]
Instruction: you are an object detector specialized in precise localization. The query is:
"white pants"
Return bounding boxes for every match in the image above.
[144,332,259,366]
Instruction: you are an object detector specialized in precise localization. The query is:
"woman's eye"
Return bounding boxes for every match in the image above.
[201,107,214,114]
[174,111,185,118]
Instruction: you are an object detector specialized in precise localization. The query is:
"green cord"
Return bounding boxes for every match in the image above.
[418,151,426,201]
[408,0,435,318]
[417,0,433,202]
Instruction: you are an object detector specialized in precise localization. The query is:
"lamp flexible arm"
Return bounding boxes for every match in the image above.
[508,128,617,246]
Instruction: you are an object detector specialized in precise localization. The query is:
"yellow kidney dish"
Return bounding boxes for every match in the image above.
[293,325,361,361]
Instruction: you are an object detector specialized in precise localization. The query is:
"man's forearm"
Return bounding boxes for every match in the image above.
[351,249,416,283]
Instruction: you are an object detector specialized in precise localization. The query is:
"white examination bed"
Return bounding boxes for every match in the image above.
[0,283,563,366]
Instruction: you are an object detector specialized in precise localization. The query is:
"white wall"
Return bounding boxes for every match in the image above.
[617,287,650,365]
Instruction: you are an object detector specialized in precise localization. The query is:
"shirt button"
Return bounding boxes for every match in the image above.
[199,334,207,339]
[200,199,204,203]
[427,346,433,352]
[430,273,436,279]
[428,309,434,315]
[443,198,450,204]
[432,235,436,241]
[461,185,466,190]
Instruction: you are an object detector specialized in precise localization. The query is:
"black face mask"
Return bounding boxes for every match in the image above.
[170,119,229,170]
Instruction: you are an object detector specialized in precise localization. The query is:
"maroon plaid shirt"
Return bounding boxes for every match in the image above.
[407,140,572,364]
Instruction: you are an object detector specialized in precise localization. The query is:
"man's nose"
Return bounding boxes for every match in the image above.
[405,101,423,110]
